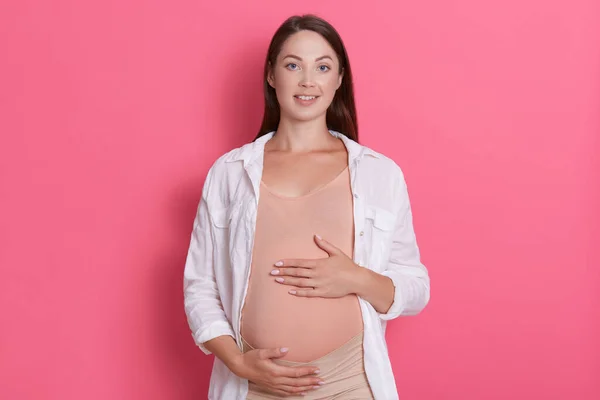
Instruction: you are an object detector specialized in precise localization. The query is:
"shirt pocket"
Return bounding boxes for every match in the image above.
[209,206,232,229]
[365,205,396,271]
[208,205,238,274]
[209,203,242,230]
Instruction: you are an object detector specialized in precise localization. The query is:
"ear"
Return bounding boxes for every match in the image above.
[337,68,344,90]
[267,62,275,88]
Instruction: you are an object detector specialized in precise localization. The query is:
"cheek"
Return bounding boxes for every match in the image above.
[273,71,295,92]
[321,76,340,96]
[317,81,340,113]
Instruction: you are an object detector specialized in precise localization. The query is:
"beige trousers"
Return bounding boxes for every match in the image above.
[242,331,374,399]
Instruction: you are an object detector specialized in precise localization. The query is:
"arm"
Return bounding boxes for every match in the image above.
[202,335,245,373]
[355,168,430,319]
[353,267,395,314]
[183,167,235,355]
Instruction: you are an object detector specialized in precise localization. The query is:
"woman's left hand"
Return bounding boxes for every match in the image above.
[270,235,363,298]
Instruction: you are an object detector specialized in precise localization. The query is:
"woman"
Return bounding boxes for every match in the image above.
[183,14,430,400]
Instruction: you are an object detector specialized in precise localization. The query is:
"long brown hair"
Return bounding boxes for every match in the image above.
[254,14,359,142]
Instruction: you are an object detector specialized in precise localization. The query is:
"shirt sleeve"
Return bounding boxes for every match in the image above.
[378,167,431,320]
[183,167,235,355]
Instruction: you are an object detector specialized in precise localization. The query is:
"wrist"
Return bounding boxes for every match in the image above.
[227,353,248,378]
[351,263,372,297]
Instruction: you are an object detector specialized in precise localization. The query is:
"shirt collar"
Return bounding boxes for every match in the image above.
[223,130,380,168]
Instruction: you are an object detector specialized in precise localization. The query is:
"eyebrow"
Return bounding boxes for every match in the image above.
[281,54,333,62]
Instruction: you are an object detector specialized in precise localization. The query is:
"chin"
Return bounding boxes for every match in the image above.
[282,106,330,123]
[293,111,324,121]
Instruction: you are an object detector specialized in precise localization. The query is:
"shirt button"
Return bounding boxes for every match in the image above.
[353,193,359,198]
[359,231,364,236]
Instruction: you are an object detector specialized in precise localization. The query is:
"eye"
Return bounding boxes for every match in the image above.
[286,63,299,70]
[318,65,330,72]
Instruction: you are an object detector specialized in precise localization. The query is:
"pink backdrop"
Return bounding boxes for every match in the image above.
[1,1,598,399]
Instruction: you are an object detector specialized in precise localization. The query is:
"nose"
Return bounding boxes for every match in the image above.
[299,71,316,88]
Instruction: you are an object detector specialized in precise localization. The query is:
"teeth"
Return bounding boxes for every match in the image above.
[296,96,316,100]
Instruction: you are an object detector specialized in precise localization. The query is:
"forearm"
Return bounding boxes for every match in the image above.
[352,267,395,314]
[202,335,246,377]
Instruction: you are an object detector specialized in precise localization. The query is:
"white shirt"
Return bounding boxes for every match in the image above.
[183,130,430,400]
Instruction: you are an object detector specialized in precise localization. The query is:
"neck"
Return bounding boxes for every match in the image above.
[267,116,338,153]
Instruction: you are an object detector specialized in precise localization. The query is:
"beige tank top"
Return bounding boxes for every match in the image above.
[240,166,364,362]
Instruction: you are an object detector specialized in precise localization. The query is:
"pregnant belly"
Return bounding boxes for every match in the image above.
[240,276,364,362]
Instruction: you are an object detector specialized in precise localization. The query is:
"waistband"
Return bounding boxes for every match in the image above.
[242,330,373,399]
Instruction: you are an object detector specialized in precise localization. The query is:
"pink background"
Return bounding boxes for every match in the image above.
[1,1,598,399]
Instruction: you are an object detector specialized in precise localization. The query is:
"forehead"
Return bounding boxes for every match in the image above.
[278,30,338,62]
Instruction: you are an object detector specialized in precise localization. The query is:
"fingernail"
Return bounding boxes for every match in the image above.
[318,381,325,385]
[275,261,283,266]
[289,290,296,295]
[313,369,320,374]
[275,277,284,283]
[270,269,279,275]
[280,347,288,352]
[312,386,321,389]
[315,234,322,240]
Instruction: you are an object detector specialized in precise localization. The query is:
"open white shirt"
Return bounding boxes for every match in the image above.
[183,130,430,399]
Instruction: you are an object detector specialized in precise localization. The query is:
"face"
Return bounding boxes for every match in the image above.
[267,30,343,123]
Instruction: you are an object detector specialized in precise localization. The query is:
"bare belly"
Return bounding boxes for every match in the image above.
[240,260,364,362]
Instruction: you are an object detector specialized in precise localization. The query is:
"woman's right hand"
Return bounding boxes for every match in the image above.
[232,347,325,396]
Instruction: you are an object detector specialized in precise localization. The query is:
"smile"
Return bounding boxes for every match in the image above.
[294,95,318,100]
[293,95,319,106]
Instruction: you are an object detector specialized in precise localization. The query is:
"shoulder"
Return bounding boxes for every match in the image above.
[356,143,413,214]
[201,141,255,206]
[358,143,406,184]
[206,140,254,179]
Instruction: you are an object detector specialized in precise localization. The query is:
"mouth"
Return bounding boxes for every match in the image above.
[294,95,319,100]
[293,95,320,106]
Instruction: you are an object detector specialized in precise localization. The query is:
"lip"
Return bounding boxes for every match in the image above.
[294,95,319,106]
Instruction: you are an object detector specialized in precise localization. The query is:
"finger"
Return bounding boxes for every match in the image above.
[275,364,320,378]
[271,267,314,278]
[259,347,289,360]
[276,375,325,387]
[313,234,341,256]
[277,384,321,395]
[275,277,314,287]
[289,288,324,297]
[275,259,318,269]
